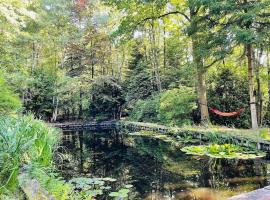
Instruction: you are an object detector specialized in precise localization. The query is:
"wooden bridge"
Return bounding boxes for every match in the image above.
[52,120,117,130]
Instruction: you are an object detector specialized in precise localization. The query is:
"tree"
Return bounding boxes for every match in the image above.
[208,69,250,128]
[89,76,125,120]
[203,0,270,129]
[106,0,231,124]
[124,42,155,107]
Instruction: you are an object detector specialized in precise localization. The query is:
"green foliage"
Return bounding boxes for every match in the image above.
[124,42,156,106]
[0,115,59,193]
[24,68,58,120]
[109,186,132,200]
[0,75,21,114]
[159,87,196,126]
[69,177,116,200]
[207,68,250,128]
[129,87,196,126]
[259,129,270,140]
[25,167,71,200]
[129,95,160,123]
[89,76,125,120]
[181,144,266,159]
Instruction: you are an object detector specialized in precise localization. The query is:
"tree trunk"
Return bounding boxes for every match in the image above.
[267,50,270,110]
[197,67,209,123]
[189,7,210,124]
[91,39,95,79]
[51,96,59,122]
[192,38,209,123]
[163,24,166,72]
[78,89,83,119]
[149,20,162,92]
[247,44,258,129]
[255,49,263,126]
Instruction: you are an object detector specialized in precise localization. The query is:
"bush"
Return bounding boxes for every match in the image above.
[0,115,60,193]
[129,95,160,123]
[207,69,250,128]
[159,87,196,126]
[89,76,125,120]
[129,87,196,126]
[0,75,21,114]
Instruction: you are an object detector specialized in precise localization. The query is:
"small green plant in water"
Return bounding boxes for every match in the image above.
[109,184,133,199]
[69,177,117,200]
[181,144,266,159]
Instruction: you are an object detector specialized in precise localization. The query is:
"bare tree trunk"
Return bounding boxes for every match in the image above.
[118,48,125,81]
[247,44,258,129]
[268,51,270,109]
[78,88,83,119]
[255,49,263,126]
[149,20,162,92]
[266,50,270,125]
[91,39,95,79]
[163,24,166,72]
[31,42,36,74]
[51,96,59,122]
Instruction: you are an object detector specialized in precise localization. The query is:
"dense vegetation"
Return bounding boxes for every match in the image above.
[0,0,270,198]
[1,0,270,129]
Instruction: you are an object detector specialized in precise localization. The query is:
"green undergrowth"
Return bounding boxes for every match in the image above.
[0,115,59,194]
[0,115,133,200]
[181,144,266,159]
[127,129,266,160]
[121,121,270,143]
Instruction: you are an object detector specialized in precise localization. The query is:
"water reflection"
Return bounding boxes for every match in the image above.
[57,129,270,200]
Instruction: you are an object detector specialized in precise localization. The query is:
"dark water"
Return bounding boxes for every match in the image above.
[57,129,270,200]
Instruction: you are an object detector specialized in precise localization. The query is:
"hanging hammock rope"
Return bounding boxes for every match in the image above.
[209,107,245,117]
[199,103,245,117]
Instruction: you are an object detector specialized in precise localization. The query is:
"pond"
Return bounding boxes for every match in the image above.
[57,128,270,200]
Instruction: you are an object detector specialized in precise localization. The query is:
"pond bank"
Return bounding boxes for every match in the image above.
[52,120,117,130]
[53,120,270,152]
[120,121,270,152]
[228,186,270,200]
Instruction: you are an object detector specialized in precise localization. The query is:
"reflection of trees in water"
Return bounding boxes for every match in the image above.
[201,158,268,189]
[57,129,269,200]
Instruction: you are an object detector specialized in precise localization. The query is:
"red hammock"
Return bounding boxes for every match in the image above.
[209,107,245,117]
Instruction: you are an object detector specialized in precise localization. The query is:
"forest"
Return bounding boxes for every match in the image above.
[1,0,270,199]
[1,0,270,129]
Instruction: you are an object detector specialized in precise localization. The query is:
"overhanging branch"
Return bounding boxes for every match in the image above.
[141,11,190,23]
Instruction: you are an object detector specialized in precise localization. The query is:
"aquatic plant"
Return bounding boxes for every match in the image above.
[69,177,112,199]
[109,184,133,199]
[181,144,266,159]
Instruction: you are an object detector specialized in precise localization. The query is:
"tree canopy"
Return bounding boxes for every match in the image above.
[0,0,270,129]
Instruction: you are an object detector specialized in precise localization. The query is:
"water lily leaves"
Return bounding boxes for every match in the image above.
[181,144,266,159]
[109,188,130,198]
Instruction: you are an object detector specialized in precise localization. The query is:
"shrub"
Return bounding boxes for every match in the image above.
[207,69,250,128]
[129,95,160,123]
[129,87,196,126]
[159,87,196,126]
[89,76,125,120]
[0,115,59,193]
[0,75,21,114]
